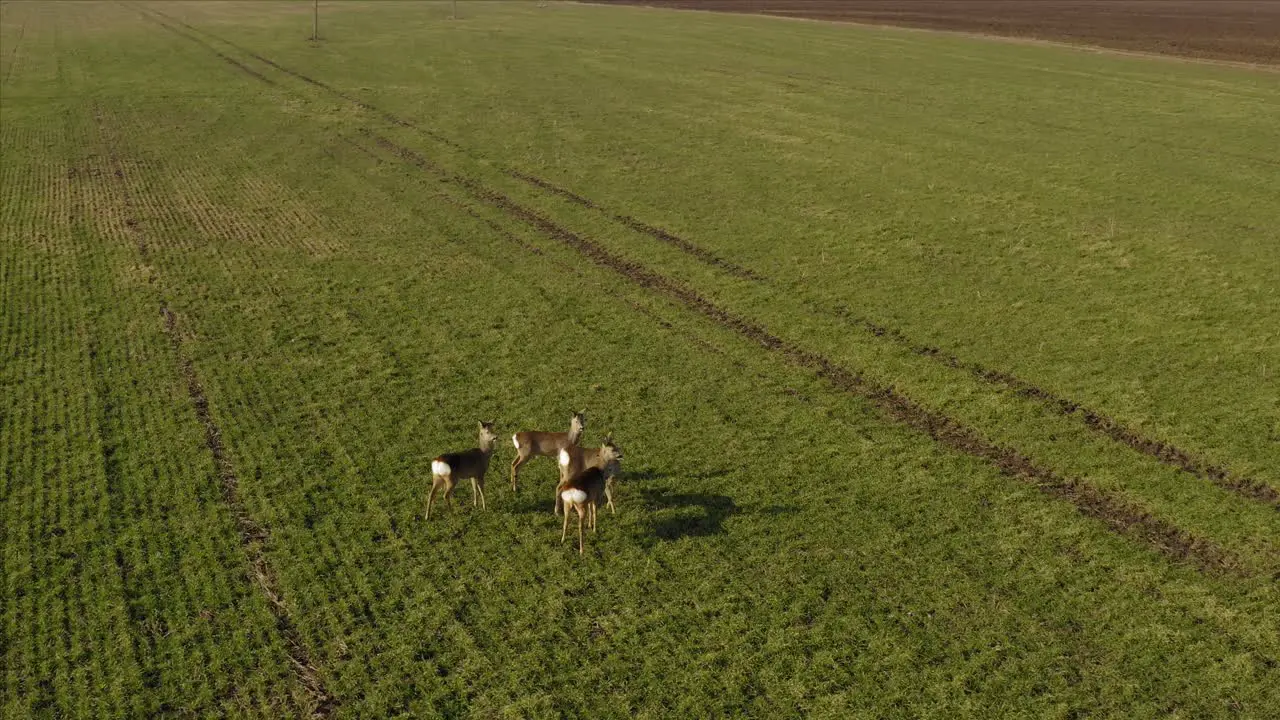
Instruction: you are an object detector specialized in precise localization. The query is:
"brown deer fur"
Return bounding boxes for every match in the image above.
[426,422,498,521]
[556,435,623,516]
[510,411,585,491]
[560,465,609,555]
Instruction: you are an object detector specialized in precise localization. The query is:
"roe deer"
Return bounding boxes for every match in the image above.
[426,421,499,521]
[510,410,585,491]
[560,465,609,555]
[556,434,623,516]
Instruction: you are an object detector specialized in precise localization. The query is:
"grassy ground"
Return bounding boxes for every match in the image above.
[3,1,1277,717]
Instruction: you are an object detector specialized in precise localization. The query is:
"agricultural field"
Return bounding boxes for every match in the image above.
[2,1,1278,717]
[600,0,1280,65]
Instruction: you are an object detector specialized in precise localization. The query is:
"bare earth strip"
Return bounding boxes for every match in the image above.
[592,0,1280,65]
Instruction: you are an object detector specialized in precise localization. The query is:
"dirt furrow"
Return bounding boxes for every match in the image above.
[358,128,1240,576]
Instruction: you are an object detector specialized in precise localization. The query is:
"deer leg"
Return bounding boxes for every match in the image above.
[606,485,616,515]
[426,480,439,521]
[476,477,487,511]
[444,479,456,511]
[577,504,585,555]
[553,482,564,516]
[561,502,570,543]
[510,450,530,491]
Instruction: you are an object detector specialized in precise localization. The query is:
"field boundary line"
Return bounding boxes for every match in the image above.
[90,98,338,717]
[578,1,1280,73]
[352,127,1242,576]
[142,3,1278,508]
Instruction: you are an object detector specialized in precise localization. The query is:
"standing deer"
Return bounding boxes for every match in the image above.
[426,421,499,521]
[556,434,623,516]
[560,465,609,555]
[510,410,585,491]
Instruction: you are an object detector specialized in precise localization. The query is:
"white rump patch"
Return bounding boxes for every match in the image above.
[512,434,521,450]
[561,488,587,505]
[558,449,571,467]
[431,460,451,477]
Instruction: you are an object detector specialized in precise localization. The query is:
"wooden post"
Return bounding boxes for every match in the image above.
[312,0,318,40]
[452,0,457,20]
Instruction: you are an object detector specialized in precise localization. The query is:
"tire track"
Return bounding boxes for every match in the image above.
[134,4,764,281]
[160,305,336,717]
[346,129,731,362]
[130,8,276,86]
[355,127,1239,576]
[135,4,1276,510]
[77,224,153,694]
[817,303,1280,509]
[501,168,763,280]
[67,107,154,680]
[91,99,338,717]
[1,5,27,86]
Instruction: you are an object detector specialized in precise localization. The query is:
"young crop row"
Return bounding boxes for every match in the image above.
[115,7,1280,707]
[2,16,308,710]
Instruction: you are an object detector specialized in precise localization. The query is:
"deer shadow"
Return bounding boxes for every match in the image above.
[623,467,669,483]
[625,466,732,483]
[633,487,738,542]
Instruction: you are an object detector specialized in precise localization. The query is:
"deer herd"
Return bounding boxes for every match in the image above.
[426,411,625,554]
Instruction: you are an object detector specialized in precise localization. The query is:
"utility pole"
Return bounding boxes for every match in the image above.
[312,0,319,41]
[451,0,457,20]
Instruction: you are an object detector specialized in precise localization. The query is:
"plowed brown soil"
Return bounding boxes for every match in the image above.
[595,1,1280,64]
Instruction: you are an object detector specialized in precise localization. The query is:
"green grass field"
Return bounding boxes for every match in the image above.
[3,1,1278,717]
